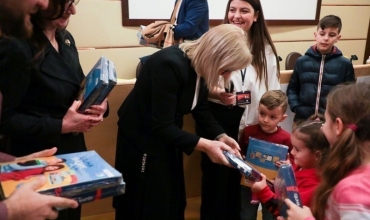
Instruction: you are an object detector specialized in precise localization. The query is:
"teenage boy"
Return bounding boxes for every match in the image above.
[287,14,355,127]
[239,90,292,220]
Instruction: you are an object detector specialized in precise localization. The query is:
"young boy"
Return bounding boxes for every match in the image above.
[286,14,355,126]
[239,90,292,220]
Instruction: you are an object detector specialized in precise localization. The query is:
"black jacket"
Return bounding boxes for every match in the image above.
[286,45,355,121]
[0,30,86,156]
[117,45,224,156]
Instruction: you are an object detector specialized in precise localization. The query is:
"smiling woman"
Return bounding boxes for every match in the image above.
[121,0,321,26]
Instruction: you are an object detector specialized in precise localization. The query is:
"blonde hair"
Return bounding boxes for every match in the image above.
[179,24,252,89]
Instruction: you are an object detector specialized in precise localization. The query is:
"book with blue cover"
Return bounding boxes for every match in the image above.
[93,59,117,105]
[241,137,289,186]
[0,150,124,203]
[223,151,262,182]
[77,56,109,113]
[274,164,302,218]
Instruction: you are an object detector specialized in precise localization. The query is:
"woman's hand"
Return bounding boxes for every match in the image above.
[195,136,241,167]
[285,198,314,220]
[84,98,108,119]
[61,101,102,133]
[219,91,235,106]
[251,174,267,193]
[218,134,241,156]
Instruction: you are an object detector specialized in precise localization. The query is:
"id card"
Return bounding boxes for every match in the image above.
[236,91,251,105]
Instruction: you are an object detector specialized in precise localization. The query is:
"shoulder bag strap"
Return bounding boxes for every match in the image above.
[170,0,183,24]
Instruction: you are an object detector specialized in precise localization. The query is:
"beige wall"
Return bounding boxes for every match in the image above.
[68,0,370,80]
[68,0,370,217]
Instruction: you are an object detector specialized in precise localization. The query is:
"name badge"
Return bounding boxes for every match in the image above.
[236,91,251,105]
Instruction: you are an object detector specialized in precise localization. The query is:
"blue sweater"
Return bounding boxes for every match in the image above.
[174,0,209,40]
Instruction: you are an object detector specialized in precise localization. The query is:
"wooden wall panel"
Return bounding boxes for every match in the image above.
[270,6,370,41]
[78,47,159,78]
[68,0,138,48]
[322,0,370,5]
[275,40,366,69]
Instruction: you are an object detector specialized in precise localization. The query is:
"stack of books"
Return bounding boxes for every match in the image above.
[0,150,125,205]
[77,56,117,113]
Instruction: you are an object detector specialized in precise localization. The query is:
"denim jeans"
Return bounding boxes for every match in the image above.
[240,186,274,220]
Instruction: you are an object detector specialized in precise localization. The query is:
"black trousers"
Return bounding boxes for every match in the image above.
[57,206,81,220]
[113,133,186,220]
[197,102,245,220]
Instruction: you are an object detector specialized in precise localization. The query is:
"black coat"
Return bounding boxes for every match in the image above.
[114,45,224,219]
[286,45,355,121]
[0,30,86,156]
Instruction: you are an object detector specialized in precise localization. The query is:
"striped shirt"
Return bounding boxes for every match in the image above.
[325,165,370,219]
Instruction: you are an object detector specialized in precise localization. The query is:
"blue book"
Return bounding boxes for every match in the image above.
[223,151,262,182]
[0,150,123,201]
[241,137,289,186]
[274,164,302,218]
[77,56,109,113]
[93,59,117,105]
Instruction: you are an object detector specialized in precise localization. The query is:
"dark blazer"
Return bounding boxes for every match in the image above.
[114,45,224,218]
[117,45,224,157]
[174,0,209,40]
[0,30,86,156]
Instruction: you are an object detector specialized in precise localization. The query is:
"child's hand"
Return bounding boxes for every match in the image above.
[275,153,291,168]
[285,198,314,220]
[250,174,267,193]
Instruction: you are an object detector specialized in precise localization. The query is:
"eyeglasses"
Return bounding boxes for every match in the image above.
[66,0,80,11]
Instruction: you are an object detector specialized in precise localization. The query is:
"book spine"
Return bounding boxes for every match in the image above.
[69,183,125,204]
[77,85,106,113]
[43,177,122,196]
[54,183,125,210]
[92,84,115,105]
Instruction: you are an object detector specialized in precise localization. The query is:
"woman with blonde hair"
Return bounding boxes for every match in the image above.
[113,24,252,219]
[199,0,281,219]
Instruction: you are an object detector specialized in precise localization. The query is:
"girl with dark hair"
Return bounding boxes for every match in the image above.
[250,115,329,218]
[198,0,281,219]
[285,82,370,220]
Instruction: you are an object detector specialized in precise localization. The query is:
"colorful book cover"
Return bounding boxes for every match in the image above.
[241,137,289,186]
[274,164,302,218]
[77,56,109,113]
[0,150,123,200]
[93,59,117,105]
